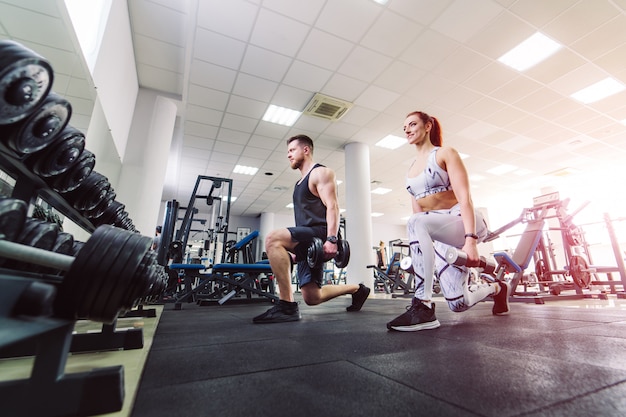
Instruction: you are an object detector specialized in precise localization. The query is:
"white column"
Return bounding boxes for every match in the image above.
[344,142,374,288]
[115,89,178,237]
[259,212,275,259]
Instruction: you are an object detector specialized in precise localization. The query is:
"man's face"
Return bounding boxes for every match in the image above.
[287,141,305,170]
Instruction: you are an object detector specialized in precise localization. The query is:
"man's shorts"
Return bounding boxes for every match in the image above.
[288,225,326,288]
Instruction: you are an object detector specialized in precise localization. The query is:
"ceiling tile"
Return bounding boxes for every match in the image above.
[338,46,392,83]
[283,60,332,92]
[315,0,380,43]
[360,10,423,57]
[250,8,310,56]
[240,45,292,82]
[196,0,257,41]
[431,0,504,43]
[194,28,245,70]
[296,29,355,71]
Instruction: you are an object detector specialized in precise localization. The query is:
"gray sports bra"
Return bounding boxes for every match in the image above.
[406,147,452,199]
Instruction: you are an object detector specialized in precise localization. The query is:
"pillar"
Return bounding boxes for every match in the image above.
[344,142,374,288]
[115,89,178,236]
[259,212,275,260]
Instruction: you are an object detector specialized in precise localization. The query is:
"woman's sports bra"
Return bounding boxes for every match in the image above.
[406,147,452,199]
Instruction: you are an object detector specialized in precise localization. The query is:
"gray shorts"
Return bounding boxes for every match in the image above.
[288,226,326,288]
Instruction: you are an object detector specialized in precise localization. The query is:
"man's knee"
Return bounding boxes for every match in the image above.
[301,285,322,305]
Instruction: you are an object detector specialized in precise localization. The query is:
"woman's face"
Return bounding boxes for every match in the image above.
[403,115,430,145]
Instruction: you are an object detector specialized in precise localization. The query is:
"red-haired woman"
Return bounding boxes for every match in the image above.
[387,111,509,332]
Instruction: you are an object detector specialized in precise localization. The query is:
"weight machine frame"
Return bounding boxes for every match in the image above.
[484,192,626,303]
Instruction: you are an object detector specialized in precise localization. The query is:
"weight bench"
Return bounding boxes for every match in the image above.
[169,261,278,309]
[492,218,545,296]
[226,230,259,263]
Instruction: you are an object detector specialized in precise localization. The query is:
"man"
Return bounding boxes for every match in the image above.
[253,134,370,323]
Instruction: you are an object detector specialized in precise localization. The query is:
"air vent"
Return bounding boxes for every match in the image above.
[303,93,353,121]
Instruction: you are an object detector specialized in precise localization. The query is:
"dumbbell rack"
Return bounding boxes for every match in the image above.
[0,134,134,414]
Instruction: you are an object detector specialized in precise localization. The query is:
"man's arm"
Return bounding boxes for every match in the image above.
[311,166,340,239]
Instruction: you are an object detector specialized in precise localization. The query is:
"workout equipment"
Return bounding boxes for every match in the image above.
[46,149,95,193]
[0,197,27,242]
[368,252,414,295]
[0,40,53,125]
[2,91,72,154]
[0,224,165,323]
[445,247,497,274]
[62,170,112,212]
[307,237,350,268]
[27,124,85,177]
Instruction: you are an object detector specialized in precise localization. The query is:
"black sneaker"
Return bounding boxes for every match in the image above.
[492,281,510,315]
[253,300,301,323]
[346,284,370,312]
[386,299,440,331]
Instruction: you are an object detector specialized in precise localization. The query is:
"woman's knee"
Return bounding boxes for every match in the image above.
[447,299,470,313]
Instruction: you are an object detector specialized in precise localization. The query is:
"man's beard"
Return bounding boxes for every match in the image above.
[291,159,302,170]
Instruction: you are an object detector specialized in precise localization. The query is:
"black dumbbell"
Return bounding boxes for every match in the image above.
[307,237,350,268]
[0,224,159,323]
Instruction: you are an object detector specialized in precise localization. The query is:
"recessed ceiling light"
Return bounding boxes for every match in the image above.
[371,187,392,195]
[286,203,294,209]
[222,195,237,202]
[262,104,301,126]
[233,165,259,175]
[375,135,407,150]
[498,32,562,72]
[371,212,384,217]
[486,164,517,175]
[571,77,626,104]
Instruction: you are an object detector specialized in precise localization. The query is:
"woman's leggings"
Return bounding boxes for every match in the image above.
[407,204,494,312]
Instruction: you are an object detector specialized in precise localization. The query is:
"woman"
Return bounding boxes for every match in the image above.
[386,111,509,332]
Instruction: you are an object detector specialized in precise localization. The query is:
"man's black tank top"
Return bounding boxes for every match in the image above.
[293,164,326,227]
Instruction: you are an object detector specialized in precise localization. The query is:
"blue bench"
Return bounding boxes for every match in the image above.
[169,260,277,308]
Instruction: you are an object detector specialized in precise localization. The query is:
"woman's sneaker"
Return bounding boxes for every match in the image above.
[492,281,510,315]
[386,299,440,331]
[253,300,301,323]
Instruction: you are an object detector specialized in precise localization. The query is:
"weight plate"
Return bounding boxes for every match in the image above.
[335,240,350,269]
[307,237,324,268]
[565,226,583,247]
[93,231,151,322]
[11,218,59,272]
[54,225,118,320]
[28,125,85,177]
[47,149,95,193]
[92,200,125,227]
[123,250,155,309]
[0,197,27,241]
[0,40,53,125]
[6,92,72,154]
[64,171,111,212]
[83,188,116,219]
[75,226,131,321]
[569,255,591,289]
[44,231,74,275]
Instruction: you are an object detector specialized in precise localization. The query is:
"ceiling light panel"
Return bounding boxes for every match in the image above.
[498,32,562,72]
[262,104,302,126]
[375,134,407,149]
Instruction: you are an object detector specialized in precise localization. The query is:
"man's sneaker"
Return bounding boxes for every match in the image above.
[253,300,301,323]
[492,281,510,315]
[386,298,440,331]
[347,284,370,312]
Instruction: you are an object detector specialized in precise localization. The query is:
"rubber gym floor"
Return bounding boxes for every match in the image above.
[125,292,626,417]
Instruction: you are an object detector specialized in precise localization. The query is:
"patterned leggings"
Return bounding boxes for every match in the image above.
[407,204,495,312]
